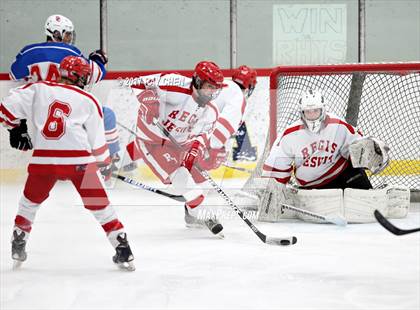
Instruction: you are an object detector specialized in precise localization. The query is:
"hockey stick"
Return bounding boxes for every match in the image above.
[154,119,297,246]
[374,210,420,236]
[117,121,253,173]
[112,173,186,202]
[222,162,253,173]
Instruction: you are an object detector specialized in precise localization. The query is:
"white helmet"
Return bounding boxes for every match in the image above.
[45,14,75,44]
[299,89,326,133]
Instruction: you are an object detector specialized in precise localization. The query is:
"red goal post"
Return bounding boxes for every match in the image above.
[250,62,420,191]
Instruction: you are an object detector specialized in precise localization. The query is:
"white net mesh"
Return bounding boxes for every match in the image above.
[243,63,420,196]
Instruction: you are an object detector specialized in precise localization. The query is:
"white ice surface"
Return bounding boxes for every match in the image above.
[1,180,419,310]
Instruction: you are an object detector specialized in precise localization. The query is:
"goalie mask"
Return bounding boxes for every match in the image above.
[45,14,75,44]
[299,89,326,133]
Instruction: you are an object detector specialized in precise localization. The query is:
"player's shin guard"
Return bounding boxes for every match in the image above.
[14,196,41,233]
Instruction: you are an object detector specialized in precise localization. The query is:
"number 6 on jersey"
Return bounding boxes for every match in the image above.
[42,100,71,139]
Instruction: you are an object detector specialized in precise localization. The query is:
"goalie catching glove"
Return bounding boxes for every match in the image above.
[136,89,160,125]
[8,119,33,151]
[349,137,390,174]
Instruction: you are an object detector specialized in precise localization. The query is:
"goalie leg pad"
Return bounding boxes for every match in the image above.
[295,189,343,223]
[257,179,297,222]
[343,186,409,223]
[385,186,410,219]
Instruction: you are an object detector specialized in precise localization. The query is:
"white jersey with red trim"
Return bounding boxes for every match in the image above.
[131,73,219,145]
[0,81,109,167]
[262,113,363,188]
[210,80,246,149]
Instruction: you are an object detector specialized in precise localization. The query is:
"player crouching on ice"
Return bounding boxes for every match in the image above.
[126,61,226,237]
[0,56,135,271]
[255,89,410,224]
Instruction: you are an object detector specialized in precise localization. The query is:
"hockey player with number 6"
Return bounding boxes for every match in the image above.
[257,89,410,223]
[0,56,135,271]
[125,61,226,237]
[9,14,121,171]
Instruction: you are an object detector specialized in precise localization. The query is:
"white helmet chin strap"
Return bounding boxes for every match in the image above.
[303,117,323,133]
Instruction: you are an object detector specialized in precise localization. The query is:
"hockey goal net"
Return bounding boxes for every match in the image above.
[242,63,420,194]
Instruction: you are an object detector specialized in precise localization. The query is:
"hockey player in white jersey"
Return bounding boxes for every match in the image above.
[0,56,135,271]
[257,89,409,223]
[208,65,257,166]
[125,61,225,236]
[230,65,258,161]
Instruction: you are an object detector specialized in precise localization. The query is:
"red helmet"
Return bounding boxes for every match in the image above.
[59,56,91,88]
[232,65,257,97]
[193,61,225,89]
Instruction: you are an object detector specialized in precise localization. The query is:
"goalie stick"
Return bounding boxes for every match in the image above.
[238,191,347,226]
[374,210,420,235]
[280,202,347,226]
[154,119,297,246]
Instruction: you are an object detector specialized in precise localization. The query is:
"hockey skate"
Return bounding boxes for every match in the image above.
[184,206,224,238]
[112,233,135,271]
[11,229,27,269]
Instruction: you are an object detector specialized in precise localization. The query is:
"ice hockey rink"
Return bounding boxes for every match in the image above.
[1,179,419,310]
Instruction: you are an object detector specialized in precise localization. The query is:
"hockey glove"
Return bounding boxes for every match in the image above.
[136,89,160,125]
[8,119,33,151]
[89,49,108,66]
[198,147,227,170]
[182,139,205,172]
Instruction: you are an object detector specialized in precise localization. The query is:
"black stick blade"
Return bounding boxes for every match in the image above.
[374,210,420,236]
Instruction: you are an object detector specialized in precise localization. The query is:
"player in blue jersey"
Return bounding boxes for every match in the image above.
[8,14,121,174]
[10,14,107,86]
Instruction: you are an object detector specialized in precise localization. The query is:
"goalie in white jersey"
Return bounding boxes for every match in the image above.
[263,89,372,190]
[258,89,409,224]
[126,61,225,236]
[0,56,135,270]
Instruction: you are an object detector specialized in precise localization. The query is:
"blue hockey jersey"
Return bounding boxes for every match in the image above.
[10,42,106,85]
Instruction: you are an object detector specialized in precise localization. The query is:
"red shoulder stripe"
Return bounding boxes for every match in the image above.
[324,117,355,134]
[281,124,305,138]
